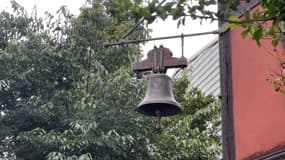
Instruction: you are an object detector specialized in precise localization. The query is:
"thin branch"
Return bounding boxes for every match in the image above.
[182,14,276,24]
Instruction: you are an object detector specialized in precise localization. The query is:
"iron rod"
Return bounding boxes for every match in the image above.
[104,30,220,47]
[181,33,184,57]
[120,0,167,40]
[120,17,144,40]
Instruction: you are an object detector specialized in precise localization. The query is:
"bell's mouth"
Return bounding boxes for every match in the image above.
[137,102,181,117]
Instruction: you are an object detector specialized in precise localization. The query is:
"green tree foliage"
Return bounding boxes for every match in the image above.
[0,1,221,159]
[128,0,285,47]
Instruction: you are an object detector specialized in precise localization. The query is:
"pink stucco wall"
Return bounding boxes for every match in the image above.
[230,27,285,159]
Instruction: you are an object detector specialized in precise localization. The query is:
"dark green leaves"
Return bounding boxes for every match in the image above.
[0,1,222,160]
[252,26,263,46]
[128,0,285,47]
[271,38,280,47]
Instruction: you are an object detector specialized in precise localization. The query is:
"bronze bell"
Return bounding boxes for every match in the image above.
[137,73,182,117]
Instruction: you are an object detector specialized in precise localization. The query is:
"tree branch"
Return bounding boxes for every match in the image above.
[182,14,276,24]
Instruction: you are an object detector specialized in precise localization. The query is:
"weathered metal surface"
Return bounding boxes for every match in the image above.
[137,73,181,117]
[132,46,187,73]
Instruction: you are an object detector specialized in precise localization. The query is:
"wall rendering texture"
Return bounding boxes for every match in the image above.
[230,26,285,159]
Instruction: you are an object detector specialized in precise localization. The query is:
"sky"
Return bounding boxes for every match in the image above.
[0,0,86,15]
[0,0,218,75]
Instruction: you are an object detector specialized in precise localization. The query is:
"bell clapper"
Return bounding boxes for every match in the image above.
[155,110,162,129]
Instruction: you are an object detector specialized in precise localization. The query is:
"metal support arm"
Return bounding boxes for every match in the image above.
[103,30,220,47]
